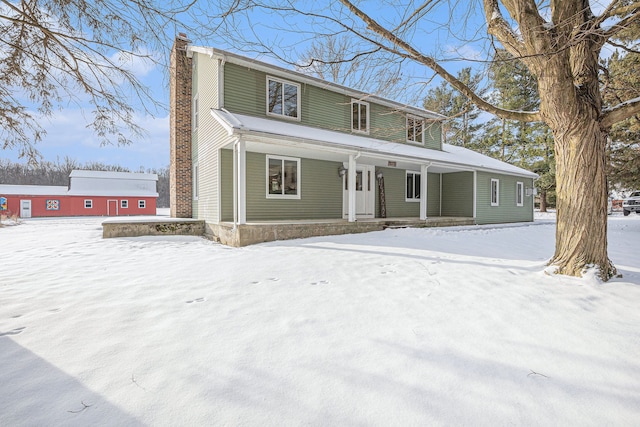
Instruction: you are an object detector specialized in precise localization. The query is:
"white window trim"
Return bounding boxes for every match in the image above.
[405,170,421,202]
[266,155,301,199]
[491,179,500,206]
[351,99,370,134]
[406,115,425,145]
[84,199,93,209]
[193,93,199,130]
[138,200,146,209]
[121,200,128,209]
[266,76,301,121]
[193,162,199,200]
[516,181,524,207]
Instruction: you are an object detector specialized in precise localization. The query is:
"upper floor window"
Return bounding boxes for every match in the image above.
[491,179,500,206]
[267,155,300,199]
[267,76,300,120]
[351,100,369,134]
[406,171,421,201]
[516,182,524,206]
[407,116,424,144]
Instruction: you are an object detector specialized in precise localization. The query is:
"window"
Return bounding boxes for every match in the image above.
[193,94,199,130]
[407,116,424,144]
[406,171,421,201]
[516,182,524,207]
[138,200,146,209]
[193,163,199,200]
[491,179,500,206]
[84,199,93,209]
[267,77,300,120]
[121,200,128,209]
[267,155,300,198]
[351,100,369,133]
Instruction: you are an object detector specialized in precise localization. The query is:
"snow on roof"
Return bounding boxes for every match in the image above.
[69,170,158,181]
[0,184,68,196]
[212,109,538,178]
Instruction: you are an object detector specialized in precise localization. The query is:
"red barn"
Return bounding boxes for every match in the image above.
[0,170,158,218]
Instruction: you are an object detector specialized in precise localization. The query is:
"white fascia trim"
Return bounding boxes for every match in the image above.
[210,108,242,135]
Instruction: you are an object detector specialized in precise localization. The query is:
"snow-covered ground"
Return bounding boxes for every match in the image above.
[1,212,639,426]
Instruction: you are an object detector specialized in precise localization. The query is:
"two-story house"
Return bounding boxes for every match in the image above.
[170,35,537,246]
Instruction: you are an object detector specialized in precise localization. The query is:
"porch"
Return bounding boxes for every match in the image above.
[207,216,475,247]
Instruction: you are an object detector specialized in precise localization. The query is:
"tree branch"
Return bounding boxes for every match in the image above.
[339,0,541,122]
[601,96,640,128]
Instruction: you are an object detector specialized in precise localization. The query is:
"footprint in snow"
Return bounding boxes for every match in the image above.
[310,280,329,286]
[186,297,206,304]
[0,327,26,337]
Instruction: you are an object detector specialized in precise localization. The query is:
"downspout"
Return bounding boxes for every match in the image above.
[218,55,226,109]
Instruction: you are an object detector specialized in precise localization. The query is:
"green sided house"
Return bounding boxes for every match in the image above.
[169,35,538,246]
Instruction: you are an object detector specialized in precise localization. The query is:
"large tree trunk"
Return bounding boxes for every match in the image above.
[547,117,616,280]
[540,190,547,213]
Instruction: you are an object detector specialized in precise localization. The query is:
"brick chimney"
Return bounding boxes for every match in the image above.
[170,33,193,218]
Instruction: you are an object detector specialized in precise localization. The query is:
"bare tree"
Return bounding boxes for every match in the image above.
[296,34,405,98]
[0,0,193,163]
[209,0,640,280]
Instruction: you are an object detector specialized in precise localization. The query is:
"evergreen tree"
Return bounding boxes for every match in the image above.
[483,49,556,208]
[423,68,484,147]
[602,23,640,191]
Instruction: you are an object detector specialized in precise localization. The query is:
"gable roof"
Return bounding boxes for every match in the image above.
[0,185,68,196]
[188,45,445,121]
[211,109,538,179]
[69,170,158,181]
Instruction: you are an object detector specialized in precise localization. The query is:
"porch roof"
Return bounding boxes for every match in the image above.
[211,109,538,179]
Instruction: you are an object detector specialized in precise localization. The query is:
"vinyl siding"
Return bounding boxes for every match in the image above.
[376,167,420,217]
[441,172,474,217]
[427,172,441,216]
[192,52,225,222]
[222,62,442,149]
[475,172,534,224]
[220,149,233,222]
[220,150,344,221]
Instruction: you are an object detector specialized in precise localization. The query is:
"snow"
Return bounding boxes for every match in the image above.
[0,184,68,196]
[69,170,158,181]
[1,211,639,425]
[212,109,538,179]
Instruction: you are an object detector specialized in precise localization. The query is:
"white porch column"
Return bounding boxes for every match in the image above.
[348,154,357,222]
[420,164,429,220]
[237,138,247,224]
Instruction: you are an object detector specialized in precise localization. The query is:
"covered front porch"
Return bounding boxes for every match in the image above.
[207,216,475,247]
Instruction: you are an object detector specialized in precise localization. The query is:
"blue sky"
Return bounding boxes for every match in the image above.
[3,1,494,170]
[3,1,618,170]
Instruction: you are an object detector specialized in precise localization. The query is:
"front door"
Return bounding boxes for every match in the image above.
[20,200,32,218]
[343,164,375,218]
[107,200,118,216]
